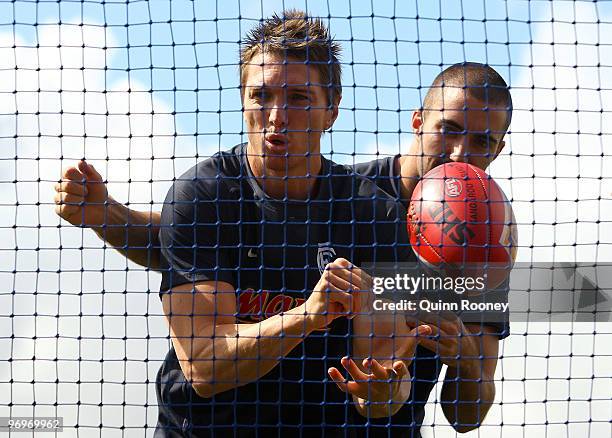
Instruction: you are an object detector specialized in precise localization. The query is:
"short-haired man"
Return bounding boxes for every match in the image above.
[54,11,513,437]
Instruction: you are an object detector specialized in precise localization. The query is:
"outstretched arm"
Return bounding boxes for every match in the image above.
[328,268,430,418]
[54,160,162,269]
[412,315,500,432]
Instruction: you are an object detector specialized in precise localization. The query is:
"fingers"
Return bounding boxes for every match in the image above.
[328,359,369,397]
[325,259,364,290]
[61,165,84,182]
[363,358,389,380]
[323,265,355,292]
[330,259,372,292]
[53,191,82,219]
[417,336,449,355]
[327,367,349,393]
[341,357,369,383]
[322,260,365,317]
[330,357,410,402]
[55,180,88,197]
[392,360,409,379]
[59,161,103,187]
[78,160,103,182]
[314,281,353,316]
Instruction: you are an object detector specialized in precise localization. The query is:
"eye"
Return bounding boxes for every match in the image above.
[290,93,309,102]
[473,135,493,150]
[251,89,266,100]
[440,125,461,136]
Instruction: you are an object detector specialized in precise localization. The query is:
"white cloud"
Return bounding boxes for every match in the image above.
[0,20,185,433]
[431,3,612,437]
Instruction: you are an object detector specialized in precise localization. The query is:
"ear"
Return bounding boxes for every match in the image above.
[411,110,424,134]
[326,96,341,130]
[491,139,505,162]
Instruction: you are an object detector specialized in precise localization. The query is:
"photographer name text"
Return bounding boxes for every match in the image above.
[372,299,509,313]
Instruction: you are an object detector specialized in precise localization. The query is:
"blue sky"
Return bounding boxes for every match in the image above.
[5,0,604,163]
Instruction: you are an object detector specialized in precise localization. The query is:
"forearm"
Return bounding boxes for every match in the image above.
[441,365,496,433]
[91,197,162,269]
[186,305,315,397]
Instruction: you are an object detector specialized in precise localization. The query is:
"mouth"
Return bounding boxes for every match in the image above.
[264,133,289,154]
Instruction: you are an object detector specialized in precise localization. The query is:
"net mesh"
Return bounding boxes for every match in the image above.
[1,0,611,436]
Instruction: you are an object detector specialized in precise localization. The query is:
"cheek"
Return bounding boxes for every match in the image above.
[468,155,492,170]
[244,109,263,127]
[420,135,444,155]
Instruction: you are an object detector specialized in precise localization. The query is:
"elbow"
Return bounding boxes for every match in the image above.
[189,369,245,399]
[189,370,220,399]
[192,381,215,399]
[184,367,217,399]
[453,424,479,434]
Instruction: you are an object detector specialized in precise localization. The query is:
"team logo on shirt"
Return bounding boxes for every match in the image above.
[236,289,329,332]
[237,289,305,322]
[317,242,337,274]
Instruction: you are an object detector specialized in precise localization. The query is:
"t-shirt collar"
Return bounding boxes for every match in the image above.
[239,142,331,205]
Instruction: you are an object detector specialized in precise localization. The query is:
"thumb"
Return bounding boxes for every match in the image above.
[78,160,103,182]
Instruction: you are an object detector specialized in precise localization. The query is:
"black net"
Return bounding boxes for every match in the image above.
[1,1,611,437]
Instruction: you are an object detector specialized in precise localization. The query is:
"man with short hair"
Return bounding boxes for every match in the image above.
[54,11,513,437]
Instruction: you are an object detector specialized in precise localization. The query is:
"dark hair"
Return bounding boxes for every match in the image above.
[240,9,342,106]
[422,62,513,130]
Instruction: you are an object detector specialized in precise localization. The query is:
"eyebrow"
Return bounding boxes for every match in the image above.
[439,118,465,133]
[247,84,310,92]
[440,118,500,145]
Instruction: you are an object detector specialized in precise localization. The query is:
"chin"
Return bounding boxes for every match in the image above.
[417,162,440,178]
[262,156,289,170]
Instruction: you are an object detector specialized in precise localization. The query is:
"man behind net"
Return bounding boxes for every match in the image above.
[54,10,513,437]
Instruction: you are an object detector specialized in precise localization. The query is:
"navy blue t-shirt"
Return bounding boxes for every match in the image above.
[155,147,508,437]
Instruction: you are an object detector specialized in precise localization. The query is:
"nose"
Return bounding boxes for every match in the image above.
[267,97,288,130]
[447,142,469,163]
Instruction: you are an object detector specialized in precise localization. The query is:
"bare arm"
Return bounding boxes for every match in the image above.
[91,198,161,269]
[54,160,163,269]
[414,317,500,433]
[328,268,429,418]
[164,281,316,398]
[165,258,362,399]
[439,324,499,433]
[347,309,428,418]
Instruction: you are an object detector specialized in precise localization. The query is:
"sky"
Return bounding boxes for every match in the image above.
[0,0,611,437]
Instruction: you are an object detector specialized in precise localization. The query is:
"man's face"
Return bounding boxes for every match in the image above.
[412,87,508,177]
[242,51,338,175]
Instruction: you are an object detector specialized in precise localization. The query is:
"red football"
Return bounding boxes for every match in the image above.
[407,162,518,291]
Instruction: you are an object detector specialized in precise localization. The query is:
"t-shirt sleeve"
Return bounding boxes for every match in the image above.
[352,156,402,200]
[473,280,511,340]
[354,176,413,265]
[374,196,413,264]
[158,171,235,295]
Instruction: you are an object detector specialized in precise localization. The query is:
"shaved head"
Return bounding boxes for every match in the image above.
[422,62,513,130]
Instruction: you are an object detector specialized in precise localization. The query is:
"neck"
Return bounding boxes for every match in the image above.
[246,143,322,200]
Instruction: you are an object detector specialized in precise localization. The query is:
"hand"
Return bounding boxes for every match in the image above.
[305,258,369,330]
[54,160,110,227]
[328,325,431,406]
[408,311,481,375]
